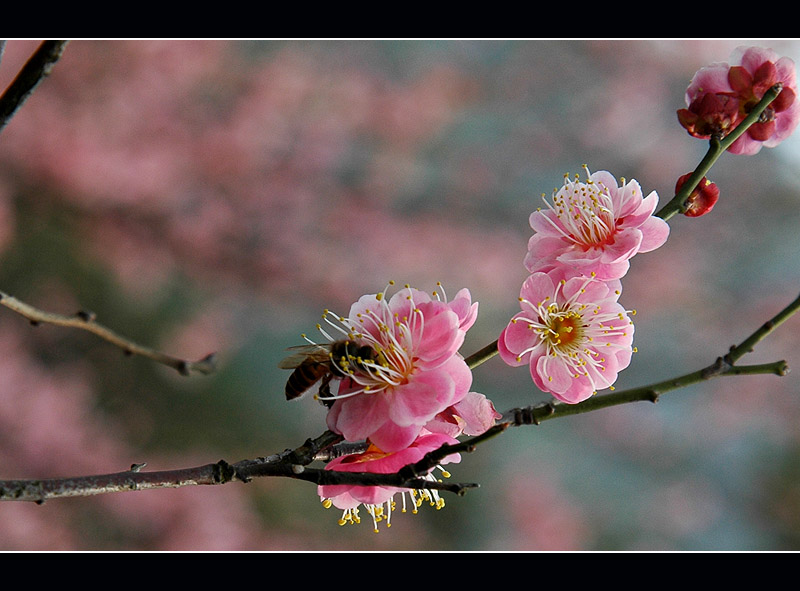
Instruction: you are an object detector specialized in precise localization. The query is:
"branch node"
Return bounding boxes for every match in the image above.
[177,361,190,376]
[701,356,732,379]
[198,352,218,370]
[129,462,147,473]
[75,310,96,322]
[212,460,236,484]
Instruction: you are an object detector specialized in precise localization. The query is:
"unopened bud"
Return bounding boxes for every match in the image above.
[676,173,720,217]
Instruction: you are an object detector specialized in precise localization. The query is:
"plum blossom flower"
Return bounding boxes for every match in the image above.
[524,167,670,281]
[498,268,635,404]
[318,432,461,532]
[678,45,800,155]
[317,282,476,452]
[675,173,720,218]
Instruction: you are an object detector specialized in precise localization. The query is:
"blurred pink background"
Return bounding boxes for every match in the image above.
[1,39,800,550]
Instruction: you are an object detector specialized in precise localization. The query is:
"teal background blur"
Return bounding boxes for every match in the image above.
[1,39,800,550]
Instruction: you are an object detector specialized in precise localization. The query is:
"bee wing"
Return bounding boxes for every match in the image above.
[278,344,329,369]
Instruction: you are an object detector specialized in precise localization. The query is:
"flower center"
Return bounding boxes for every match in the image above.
[308,282,429,402]
[512,277,633,392]
[541,169,617,249]
[544,310,581,348]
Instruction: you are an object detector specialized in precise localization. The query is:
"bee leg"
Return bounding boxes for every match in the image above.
[316,374,335,408]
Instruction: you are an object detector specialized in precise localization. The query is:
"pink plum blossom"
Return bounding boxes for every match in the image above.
[524,168,670,281]
[318,432,461,531]
[678,45,800,155]
[318,282,476,452]
[498,268,634,404]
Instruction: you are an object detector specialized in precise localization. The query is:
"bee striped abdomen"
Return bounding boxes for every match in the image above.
[285,359,330,400]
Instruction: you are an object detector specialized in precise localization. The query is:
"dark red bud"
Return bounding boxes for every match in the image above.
[676,173,720,217]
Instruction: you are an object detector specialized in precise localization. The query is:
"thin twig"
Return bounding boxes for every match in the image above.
[464,338,498,369]
[0,290,217,376]
[0,40,69,135]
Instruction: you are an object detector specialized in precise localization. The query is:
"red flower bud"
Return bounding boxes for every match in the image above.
[675,173,720,217]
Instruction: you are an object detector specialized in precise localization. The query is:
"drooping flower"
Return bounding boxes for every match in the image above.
[675,173,720,218]
[318,282,476,452]
[524,167,670,281]
[425,391,502,438]
[318,432,461,532]
[678,45,800,155]
[678,70,742,139]
[498,268,635,404]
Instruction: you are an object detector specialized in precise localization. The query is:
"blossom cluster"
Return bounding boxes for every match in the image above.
[498,167,670,403]
[677,46,800,155]
[290,282,499,531]
[291,45,800,534]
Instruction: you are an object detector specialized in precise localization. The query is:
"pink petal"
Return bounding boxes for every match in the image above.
[498,321,533,366]
[686,62,733,100]
[519,271,557,301]
[734,46,779,74]
[529,208,566,235]
[596,228,642,264]
[636,216,670,252]
[448,288,478,331]
[414,305,461,366]
[327,391,389,442]
[554,373,596,404]
[535,353,572,395]
[368,421,421,453]
[622,190,660,226]
[451,392,502,436]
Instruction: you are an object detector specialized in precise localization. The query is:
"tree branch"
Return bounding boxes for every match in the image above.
[0,40,69,135]
[1,290,796,503]
[0,437,476,503]
[0,290,217,376]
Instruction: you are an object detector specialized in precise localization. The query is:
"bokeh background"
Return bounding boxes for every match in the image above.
[1,39,800,551]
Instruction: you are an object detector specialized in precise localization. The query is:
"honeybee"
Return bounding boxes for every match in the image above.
[279,340,379,402]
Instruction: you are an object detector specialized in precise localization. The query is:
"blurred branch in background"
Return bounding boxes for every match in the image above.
[0,290,217,375]
[0,41,216,377]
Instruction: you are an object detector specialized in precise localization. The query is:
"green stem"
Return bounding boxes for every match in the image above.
[502,359,787,427]
[464,339,498,369]
[656,83,784,221]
